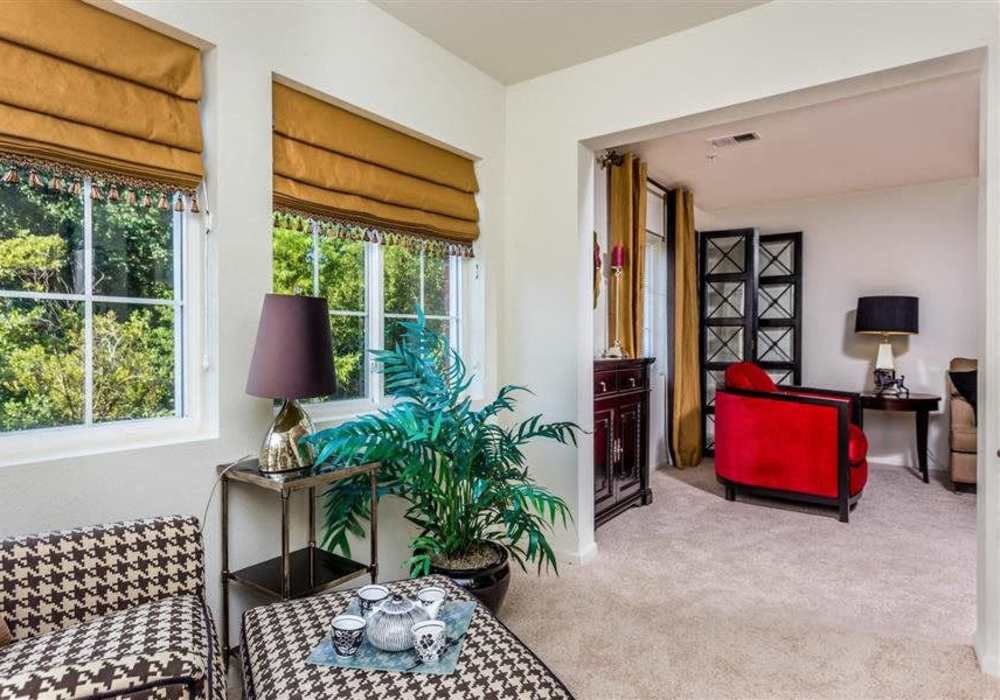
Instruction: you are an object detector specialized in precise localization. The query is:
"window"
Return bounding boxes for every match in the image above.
[383,246,460,355]
[643,185,667,362]
[273,223,367,401]
[0,171,185,433]
[272,221,463,407]
[643,235,667,361]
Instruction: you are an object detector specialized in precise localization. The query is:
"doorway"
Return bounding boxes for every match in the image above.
[580,50,991,683]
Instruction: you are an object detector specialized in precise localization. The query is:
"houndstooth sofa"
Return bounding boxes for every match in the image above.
[0,516,225,699]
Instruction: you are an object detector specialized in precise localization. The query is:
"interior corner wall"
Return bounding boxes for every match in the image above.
[697,178,979,470]
[0,0,505,648]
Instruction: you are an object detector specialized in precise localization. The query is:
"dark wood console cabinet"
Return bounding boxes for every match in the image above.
[594,357,654,527]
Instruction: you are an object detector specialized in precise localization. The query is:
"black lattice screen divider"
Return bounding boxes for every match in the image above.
[754,232,802,388]
[698,230,804,455]
[698,228,757,455]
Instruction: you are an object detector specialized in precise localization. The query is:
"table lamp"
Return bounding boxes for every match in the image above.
[246,294,336,474]
[854,295,918,395]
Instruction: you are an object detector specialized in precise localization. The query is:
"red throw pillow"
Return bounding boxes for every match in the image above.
[724,362,777,393]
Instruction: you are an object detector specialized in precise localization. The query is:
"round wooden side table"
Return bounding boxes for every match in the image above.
[859,392,941,483]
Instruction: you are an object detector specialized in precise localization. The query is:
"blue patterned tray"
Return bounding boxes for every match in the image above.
[306,600,477,675]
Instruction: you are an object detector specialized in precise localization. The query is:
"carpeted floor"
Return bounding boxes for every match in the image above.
[501,461,997,699]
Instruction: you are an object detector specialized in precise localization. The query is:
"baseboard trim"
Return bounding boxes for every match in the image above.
[866,453,946,471]
[577,541,598,563]
[556,541,598,566]
[975,638,1000,677]
[865,458,949,475]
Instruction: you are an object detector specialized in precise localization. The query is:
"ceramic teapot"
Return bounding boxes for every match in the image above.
[365,594,431,652]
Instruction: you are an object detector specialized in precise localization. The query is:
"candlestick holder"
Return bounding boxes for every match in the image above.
[603,264,626,359]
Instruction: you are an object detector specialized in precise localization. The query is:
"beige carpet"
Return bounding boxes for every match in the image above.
[501,461,997,699]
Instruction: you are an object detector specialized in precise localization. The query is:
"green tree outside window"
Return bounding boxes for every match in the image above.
[271,222,462,406]
[0,172,181,433]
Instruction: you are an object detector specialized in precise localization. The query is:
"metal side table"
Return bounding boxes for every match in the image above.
[219,458,380,666]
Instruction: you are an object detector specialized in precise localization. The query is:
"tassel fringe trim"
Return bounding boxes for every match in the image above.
[0,153,202,213]
[272,208,475,259]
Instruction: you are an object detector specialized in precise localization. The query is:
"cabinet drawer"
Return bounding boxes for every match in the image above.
[616,369,646,392]
[595,371,616,396]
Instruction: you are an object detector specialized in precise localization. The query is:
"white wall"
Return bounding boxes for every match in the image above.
[0,0,505,648]
[503,0,1000,669]
[698,178,979,470]
[594,165,609,352]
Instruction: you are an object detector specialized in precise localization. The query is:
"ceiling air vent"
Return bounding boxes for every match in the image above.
[707,131,760,148]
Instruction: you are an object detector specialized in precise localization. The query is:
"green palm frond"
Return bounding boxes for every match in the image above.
[303,306,579,577]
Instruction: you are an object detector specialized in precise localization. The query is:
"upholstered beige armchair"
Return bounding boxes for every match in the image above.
[948,357,977,490]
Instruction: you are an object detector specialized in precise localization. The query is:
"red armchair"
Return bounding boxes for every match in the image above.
[715,362,869,522]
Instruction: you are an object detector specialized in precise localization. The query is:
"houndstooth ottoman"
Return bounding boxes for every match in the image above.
[241,575,573,699]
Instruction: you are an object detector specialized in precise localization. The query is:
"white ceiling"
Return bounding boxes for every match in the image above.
[629,70,980,211]
[371,0,765,85]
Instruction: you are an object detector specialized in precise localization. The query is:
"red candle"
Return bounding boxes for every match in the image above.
[611,245,625,269]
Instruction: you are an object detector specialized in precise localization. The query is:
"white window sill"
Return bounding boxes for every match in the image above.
[0,416,217,468]
[307,398,379,428]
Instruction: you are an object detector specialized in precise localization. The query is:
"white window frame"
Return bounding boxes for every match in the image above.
[643,234,666,357]
[298,225,465,424]
[643,183,667,359]
[642,237,655,357]
[0,179,213,467]
[382,250,462,354]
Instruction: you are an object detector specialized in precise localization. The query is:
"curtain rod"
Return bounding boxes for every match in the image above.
[596,149,625,169]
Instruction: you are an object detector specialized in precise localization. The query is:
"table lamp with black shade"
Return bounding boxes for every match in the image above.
[854,295,918,396]
[246,293,336,475]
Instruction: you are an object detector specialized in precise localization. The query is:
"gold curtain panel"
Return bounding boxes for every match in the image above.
[0,0,204,191]
[0,0,201,98]
[273,176,479,240]
[273,136,477,222]
[607,153,647,359]
[671,189,703,468]
[273,83,479,243]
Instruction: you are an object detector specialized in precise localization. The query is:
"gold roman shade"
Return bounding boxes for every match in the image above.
[0,0,204,205]
[273,82,479,256]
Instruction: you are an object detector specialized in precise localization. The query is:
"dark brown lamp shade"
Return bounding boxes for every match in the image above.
[855,296,919,335]
[246,294,336,399]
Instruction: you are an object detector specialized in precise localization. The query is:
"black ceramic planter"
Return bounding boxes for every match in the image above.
[429,541,510,614]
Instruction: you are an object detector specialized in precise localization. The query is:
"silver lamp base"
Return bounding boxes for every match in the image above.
[259,398,316,475]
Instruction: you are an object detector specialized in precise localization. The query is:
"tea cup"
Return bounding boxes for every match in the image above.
[356,584,390,616]
[411,619,447,664]
[416,586,448,619]
[331,614,366,657]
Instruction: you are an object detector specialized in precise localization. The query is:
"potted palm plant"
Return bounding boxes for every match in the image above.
[303,309,578,612]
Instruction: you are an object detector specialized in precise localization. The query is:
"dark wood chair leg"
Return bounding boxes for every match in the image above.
[724,484,736,501]
[839,497,849,523]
